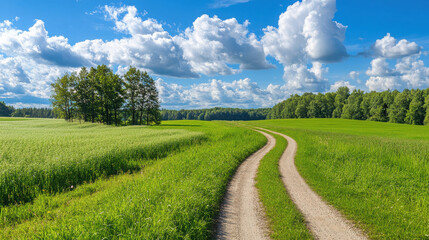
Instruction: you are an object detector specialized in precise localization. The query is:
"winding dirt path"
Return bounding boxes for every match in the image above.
[216,130,275,240]
[258,127,367,240]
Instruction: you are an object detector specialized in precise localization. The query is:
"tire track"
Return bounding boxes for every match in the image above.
[216,130,275,240]
[258,127,367,240]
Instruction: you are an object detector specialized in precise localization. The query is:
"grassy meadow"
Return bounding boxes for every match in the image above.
[1,117,428,239]
[245,119,429,239]
[0,119,266,239]
[0,118,205,205]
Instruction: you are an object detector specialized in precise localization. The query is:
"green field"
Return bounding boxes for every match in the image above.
[0,119,266,239]
[245,119,429,239]
[1,118,428,239]
[0,119,205,205]
[0,117,31,121]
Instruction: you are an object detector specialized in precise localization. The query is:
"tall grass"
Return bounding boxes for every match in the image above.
[0,120,266,239]
[0,119,205,205]
[247,119,429,239]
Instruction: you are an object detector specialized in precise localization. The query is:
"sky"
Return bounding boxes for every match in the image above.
[0,0,429,109]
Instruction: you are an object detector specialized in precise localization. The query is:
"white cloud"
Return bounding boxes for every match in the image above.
[283,62,329,92]
[156,78,287,109]
[349,71,359,80]
[395,55,429,88]
[366,58,394,77]
[210,0,251,8]
[176,14,273,76]
[104,5,161,35]
[372,33,422,59]
[362,34,429,91]
[349,71,361,83]
[0,55,76,101]
[262,0,347,92]
[365,56,429,91]
[73,5,198,78]
[0,20,90,67]
[329,80,356,92]
[0,2,358,108]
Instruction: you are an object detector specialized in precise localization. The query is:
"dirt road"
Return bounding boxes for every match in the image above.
[215,130,274,240]
[259,128,367,240]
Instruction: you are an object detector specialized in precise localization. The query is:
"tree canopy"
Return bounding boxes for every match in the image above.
[0,101,14,117]
[161,108,270,121]
[50,65,161,125]
[269,87,429,125]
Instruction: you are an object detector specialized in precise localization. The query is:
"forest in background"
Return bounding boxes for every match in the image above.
[161,108,270,121]
[3,87,429,125]
[269,87,429,125]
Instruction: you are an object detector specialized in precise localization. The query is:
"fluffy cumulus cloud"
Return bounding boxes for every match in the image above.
[175,15,273,76]
[73,5,197,78]
[262,0,347,92]
[75,6,272,77]
[0,55,75,106]
[372,33,422,59]
[156,78,287,109]
[0,1,359,108]
[0,18,79,105]
[329,80,356,92]
[349,71,361,83]
[0,20,89,68]
[0,5,277,106]
[364,34,429,91]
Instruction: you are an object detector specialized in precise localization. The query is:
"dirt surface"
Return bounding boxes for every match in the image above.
[215,131,275,240]
[259,128,367,240]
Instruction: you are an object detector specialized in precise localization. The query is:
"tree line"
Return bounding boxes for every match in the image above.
[11,108,56,118]
[0,101,14,117]
[161,107,270,121]
[269,87,429,125]
[51,65,161,125]
[0,103,57,118]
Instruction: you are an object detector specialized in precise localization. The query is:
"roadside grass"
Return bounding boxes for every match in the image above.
[0,120,266,239]
[256,131,313,239]
[246,119,429,239]
[0,119,205,205]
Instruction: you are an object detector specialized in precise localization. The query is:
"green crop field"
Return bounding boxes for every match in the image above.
[245,119,429,239]
[0,119,205,205]
[0,117,31,121]
[0,119,266,239]
[1,117,428,239]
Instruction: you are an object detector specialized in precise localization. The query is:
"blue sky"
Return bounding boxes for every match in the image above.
[1,0,429,109]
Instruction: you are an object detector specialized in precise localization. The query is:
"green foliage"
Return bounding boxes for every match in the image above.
[51,65,161,126]
[162,107,270,121]
[405,89,425,125]
[11,108,56,118]
[0,120,266,239]
[51,73,75,121]
[0,101,14,117]
[271,88,429,125]
[425,94,429,125]
[342,90,364,120]
[256,133,312,239]
[247,119,429,239]
[332,87,350,118]
[389,89,411,123]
